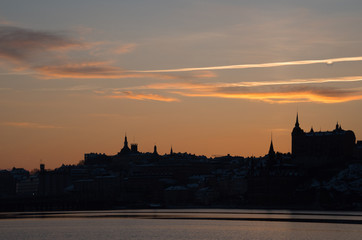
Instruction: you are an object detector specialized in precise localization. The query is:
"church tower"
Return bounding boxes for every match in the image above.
[292,113,304,156]
[153,145,158,155]
[268,138,275,157]
[267,136,276,168]
[124,135,128,148]
[119,134,131,154]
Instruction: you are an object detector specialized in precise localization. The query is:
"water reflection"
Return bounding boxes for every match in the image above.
[1,209,362,224]
[0,210,362,240]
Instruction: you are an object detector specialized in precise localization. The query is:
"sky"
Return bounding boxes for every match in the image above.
[1,0,362,170]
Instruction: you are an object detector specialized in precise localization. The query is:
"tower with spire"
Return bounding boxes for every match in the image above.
[291,113,356,168]
[292,113,304,156]
[268,138,275,157]
[153,145,158,156]
[335,121,342,131]
[119,134,131,154]
[292,113,303,133]
[295,112,299,128]
[267,135,276,168]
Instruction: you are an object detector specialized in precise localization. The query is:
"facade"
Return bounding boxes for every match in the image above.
[292,114,356,168]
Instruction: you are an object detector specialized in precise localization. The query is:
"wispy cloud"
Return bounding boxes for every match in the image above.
[0,26,215,80]
[114,43,137,54]
[130,75,362,104]
[134,82,207,90]
[0,16,15,26]
[105,91,179,102]
[35,63,217,80]
[34,62,177,80]
[174,86,362,104]
[2,26,361,105]
[132,56,362,73]
[127,75,362,91]
[222,76,362,88]
[0,26,83,63]
[0,71,35,75]
[1,122,63,129]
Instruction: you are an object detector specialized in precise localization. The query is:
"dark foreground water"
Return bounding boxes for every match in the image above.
[1,209,361,240]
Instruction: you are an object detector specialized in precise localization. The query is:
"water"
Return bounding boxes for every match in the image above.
[1,209,361,240]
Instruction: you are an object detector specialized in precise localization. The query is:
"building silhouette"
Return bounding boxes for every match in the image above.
[131,143,138,153]
[2,114,361,211]
[119,134,131,155]
[153,145,158,155]
[292,113,356,168]
[267,138,276,168]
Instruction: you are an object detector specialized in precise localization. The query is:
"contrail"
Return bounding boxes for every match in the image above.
[224,75,362,87]
[132,56,362,73]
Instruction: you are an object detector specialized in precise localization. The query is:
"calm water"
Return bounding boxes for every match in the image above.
[1,209,361,240]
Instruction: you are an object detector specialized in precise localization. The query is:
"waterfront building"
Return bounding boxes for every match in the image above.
[292,114,356,168]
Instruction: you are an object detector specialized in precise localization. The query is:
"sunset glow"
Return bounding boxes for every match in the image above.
[1,0,362,170]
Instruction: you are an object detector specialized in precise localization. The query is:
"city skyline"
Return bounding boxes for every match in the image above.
[1,1,362,169]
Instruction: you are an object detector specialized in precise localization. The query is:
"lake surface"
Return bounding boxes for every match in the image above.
[1,209,361,240]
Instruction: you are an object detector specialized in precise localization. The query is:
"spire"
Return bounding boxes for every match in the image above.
[119,133,130,154]
[268,138,275,156]
[292,112,304,135]
[124,133,128,148]
[336,121,340,131]
[295,112,300,128]
[153,145,158,155]
[267,135,276,169]
[170,145,173,155]
[335,121,343,131]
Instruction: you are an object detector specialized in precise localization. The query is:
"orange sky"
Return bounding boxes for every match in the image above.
[1,1,362,170]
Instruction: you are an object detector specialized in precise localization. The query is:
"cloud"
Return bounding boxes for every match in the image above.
[132,56,362,73]
[0,26,215,80]
[189,71,217,78]
[0,26,82,63]
[114,43,137,54]
[105,91,179,102]
[12,73,361,104]
[34,62,217,80]
[174,85,362,104]
[222,76,362,88]
[0,16,16,26]
[35,62,166,79]
[1,122,63,129]
[0,71,35,75]
[135,74,362,103]
[127,75,362,91]
[98,74,362,104]
[134,82,207,90]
